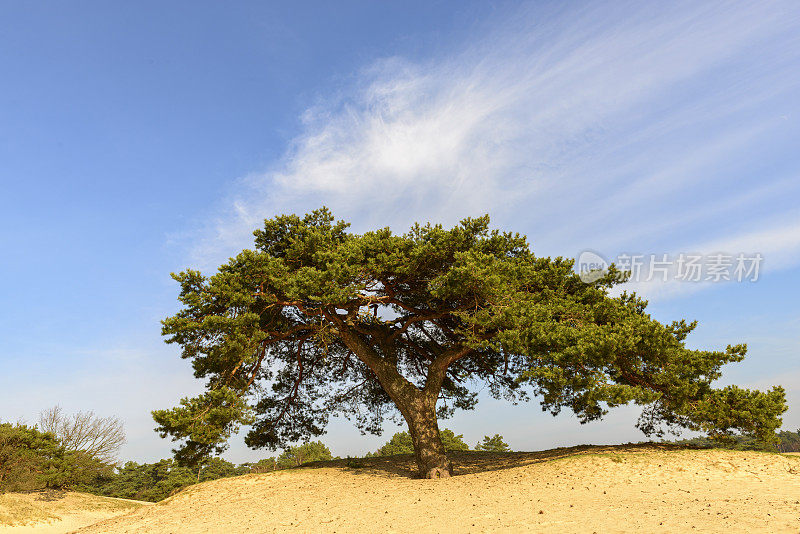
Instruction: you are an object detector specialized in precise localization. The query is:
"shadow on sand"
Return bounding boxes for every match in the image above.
[299,442,702,479]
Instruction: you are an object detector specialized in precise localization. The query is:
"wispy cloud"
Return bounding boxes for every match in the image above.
[613,215,800,300]
[191,0,800,296]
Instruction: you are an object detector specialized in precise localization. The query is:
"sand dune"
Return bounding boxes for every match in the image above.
[70,445,799,533]
[0,492,146,534]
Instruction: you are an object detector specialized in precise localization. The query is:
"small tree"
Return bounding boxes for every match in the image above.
[154,209,786,478]
[39,406,125,464]
[0,423,62,492]
[475,434,510,452]
[276,441,333,468]
[377,429,468,455]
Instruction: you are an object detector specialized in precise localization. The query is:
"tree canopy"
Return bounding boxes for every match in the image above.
[276,440,333,468]
[475,434,510,452]
[153,209,786,477]
[777,429,800,453]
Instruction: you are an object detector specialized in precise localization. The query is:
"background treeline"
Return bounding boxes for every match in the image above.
[0,424,339,502]
[665,429,800,452]
[92,441,342,502]
[364,430,510,456]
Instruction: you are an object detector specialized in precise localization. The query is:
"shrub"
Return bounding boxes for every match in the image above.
[276,441,333,468]
[474,434,511,452]
[375,429,468,456]
[0,423,63,492]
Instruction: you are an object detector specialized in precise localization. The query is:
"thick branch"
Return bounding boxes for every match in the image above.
[387,311,448,342]
[322,309,419,408]
[424,346,473,400]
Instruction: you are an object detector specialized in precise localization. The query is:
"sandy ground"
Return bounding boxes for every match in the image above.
[0,492,146,534]
[69,445,799,534]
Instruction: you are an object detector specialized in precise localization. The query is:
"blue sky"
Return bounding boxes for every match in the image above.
[1,1,798,463]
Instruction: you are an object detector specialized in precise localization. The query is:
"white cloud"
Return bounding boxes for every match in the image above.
[190,1,800,292]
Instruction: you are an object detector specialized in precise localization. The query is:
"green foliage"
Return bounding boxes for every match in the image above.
[55,450,115,490]
[668,428,800,452]
[2,411,338,501]
[245,457,278,473]
[89,459,196,502]
[199,456,249,479]
[0,423,112,493]
[156,209,787,463]
[0,423,63,492]
[376,432,414,455]
[777,429,800,453]
[376,429,469,456]
[85,457,249,502]
[276,441,333,468]
[440,429,470,452]
[474,434,510,452]
[152,388,253,467]
[81,440,336,502]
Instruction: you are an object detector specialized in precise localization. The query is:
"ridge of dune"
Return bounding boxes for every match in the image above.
[72,446,800,533]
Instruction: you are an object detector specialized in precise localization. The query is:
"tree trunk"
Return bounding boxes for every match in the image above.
[332,323,458,478]
[402,396,452,478]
